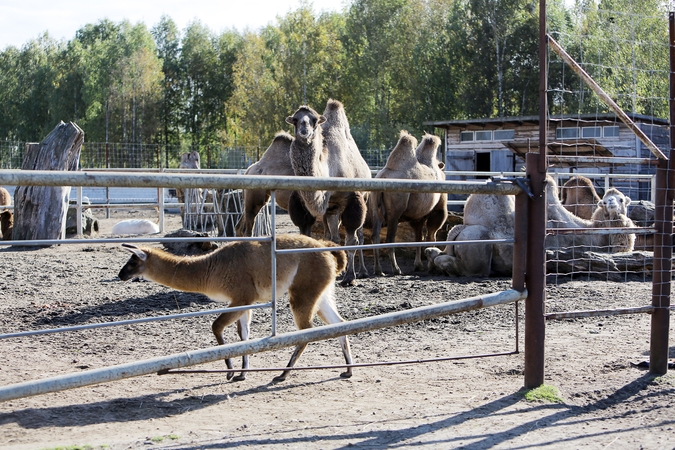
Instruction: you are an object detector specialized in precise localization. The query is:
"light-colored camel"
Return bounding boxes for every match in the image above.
[591,188,636,253]
[285,99,371,286]
[235,132,312,237]
[0,187,10,207]
[370,131,448,275]
[426,191,515,277]
[427,176,632,277]
[560,175,601,220]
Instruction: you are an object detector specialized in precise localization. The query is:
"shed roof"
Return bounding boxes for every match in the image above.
[424,113,668,130]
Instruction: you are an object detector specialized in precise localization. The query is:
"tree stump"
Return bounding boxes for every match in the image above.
[12,122,83,242]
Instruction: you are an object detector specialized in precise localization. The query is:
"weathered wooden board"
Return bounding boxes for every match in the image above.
[13,122,83,242]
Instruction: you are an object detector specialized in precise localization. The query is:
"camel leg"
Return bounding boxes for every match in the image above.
[340,193,367,286]
[288,191,316,236]
[385,219,402,276]
[356,227,369,278]
[324,213,341,243]
[410,219,427,272]
[371,207,385,276]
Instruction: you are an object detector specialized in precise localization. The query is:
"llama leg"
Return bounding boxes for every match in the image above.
[211,307,248,381]
[232,310,253,381]
[316,293,353,379]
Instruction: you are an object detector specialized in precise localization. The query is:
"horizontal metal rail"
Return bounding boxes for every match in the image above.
[159,351,520,375]
[0,288,527,402]
[0,170,524,195]
[547,227,654,236]
[0,303,272,340]
[545,305,656,320]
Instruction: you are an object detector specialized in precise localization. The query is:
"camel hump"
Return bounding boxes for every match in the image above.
[273,130,293,144]
[383,131,418,170]
[416,133,442,167]
[322,99,350,130]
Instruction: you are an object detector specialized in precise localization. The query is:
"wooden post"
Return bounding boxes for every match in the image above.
[12,122,84,243]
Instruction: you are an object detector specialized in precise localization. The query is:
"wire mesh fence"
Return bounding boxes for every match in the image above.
[0,141,393,170]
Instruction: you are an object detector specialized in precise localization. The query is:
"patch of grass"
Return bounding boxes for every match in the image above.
[651,374,675,386]
[148,434,180,444]
[522,384,564,403]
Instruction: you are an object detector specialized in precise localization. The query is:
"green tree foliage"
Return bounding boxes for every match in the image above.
[0,0,667,159]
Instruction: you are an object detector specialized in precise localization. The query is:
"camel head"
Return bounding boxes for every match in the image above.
[286,106,326,142]
[598,188,631,217]
[179,151,201,169]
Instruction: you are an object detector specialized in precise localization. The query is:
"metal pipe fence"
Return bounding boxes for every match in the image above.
[0,169,528,402]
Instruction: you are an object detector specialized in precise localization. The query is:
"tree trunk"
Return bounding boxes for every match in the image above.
[13,122,84,243]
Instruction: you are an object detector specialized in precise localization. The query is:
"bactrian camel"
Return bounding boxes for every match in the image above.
[427,176,636,277]
[560,175,601,220]
[591,188,636,253]
[286,99,371,286]
[236,132,315,237]
[118,234,353,382]
[370,131,448,275]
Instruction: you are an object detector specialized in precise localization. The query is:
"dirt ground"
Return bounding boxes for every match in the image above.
[0,208,674,449]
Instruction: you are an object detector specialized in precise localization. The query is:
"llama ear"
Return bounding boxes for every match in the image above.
[285,116,295,125]
[318,115,327,125]
[122,243,147,261]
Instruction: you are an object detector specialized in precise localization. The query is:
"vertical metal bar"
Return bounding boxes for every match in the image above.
[270,190,277,337]
[512,191,528,293]
[649,11,675,375]
[158,187,165,233]
[524,0,549,389]
[76,186,83,238]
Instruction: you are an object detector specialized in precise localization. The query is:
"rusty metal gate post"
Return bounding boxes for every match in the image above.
[649,11,675,375]
[523,0,549,389]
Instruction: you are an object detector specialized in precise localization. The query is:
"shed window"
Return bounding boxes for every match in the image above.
[581,126,602,138]
[556,127,580,139]
[475,130,492,141]
[604,126,620,137]
[493,129,515,140]
[460,131,474,142]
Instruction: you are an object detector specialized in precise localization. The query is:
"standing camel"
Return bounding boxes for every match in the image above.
[285,99,371,286]
[370,131,448,275]
[236,132,315,237]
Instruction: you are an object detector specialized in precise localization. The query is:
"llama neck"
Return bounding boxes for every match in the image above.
[145,252,209,294]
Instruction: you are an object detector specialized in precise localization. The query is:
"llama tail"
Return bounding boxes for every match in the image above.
[321,239,348,275]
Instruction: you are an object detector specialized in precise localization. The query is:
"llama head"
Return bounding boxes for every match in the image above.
[286,106,326,142]
[118,243,150,281]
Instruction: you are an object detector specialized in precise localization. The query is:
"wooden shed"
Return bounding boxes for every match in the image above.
[425,113,669,201]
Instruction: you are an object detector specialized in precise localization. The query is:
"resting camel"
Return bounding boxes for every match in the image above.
[591,188,636,253]
[560,175,601,220]
[427,176,634,277]
[370,131,448,275]
[285,99,371,286]
[235,132,315,237]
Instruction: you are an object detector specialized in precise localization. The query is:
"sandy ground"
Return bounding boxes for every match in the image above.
[0,209,674,449]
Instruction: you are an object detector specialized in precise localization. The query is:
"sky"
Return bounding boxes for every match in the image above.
[0,0,347,49]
